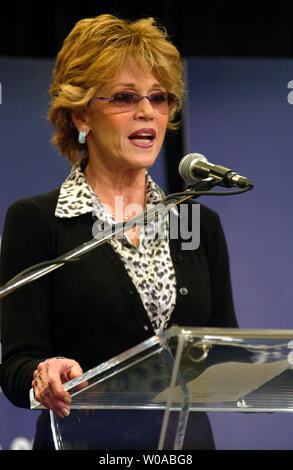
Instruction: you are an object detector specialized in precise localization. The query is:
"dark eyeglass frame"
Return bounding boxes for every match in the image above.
[93,91,179,113]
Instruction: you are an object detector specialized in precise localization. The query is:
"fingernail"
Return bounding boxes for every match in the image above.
[64,396,71,405]
[62,408,70,417]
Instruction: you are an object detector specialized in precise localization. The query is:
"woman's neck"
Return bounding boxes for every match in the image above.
[84,157,147,222]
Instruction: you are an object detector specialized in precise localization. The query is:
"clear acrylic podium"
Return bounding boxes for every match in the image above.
[30,326,293,450]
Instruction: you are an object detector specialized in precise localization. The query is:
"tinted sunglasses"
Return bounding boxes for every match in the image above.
[94,91,179,113]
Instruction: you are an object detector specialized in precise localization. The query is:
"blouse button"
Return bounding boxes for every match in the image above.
[173,255,183,263]
[179,287,189,296]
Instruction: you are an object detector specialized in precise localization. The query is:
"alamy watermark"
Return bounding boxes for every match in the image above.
[91,197,200,250]
[287,80,293,104]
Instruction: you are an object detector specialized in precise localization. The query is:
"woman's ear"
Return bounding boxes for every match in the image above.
[71,110,90,136]
[71,110,90,145]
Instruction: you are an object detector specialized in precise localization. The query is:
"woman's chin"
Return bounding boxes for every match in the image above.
[123,154,158,171]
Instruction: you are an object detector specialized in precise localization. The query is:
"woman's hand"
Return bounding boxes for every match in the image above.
[32,357,84,418]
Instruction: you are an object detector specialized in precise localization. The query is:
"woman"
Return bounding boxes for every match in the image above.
[0,14,237,449]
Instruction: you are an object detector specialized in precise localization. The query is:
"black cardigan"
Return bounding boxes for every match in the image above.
[0,188,237,410]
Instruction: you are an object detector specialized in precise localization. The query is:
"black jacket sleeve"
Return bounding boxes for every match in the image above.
[0,199,55,408]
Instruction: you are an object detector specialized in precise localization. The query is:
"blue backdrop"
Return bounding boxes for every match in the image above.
[185,57,293,450]
[0,55,292,449]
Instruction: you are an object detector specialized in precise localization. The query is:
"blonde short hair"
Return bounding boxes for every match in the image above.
[48,14,185,164]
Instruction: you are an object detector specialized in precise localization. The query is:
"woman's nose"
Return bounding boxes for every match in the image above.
[135,96,155,119]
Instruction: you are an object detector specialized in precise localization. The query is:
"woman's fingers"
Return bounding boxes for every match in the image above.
[68,364,88,391]
[32,357,83,417]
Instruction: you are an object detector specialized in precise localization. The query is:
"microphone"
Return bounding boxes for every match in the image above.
[178,153,253,188]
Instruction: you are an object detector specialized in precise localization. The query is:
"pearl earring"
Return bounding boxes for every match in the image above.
[78,130,86,144]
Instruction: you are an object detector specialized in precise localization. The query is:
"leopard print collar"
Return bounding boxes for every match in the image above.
[55,161,165,219]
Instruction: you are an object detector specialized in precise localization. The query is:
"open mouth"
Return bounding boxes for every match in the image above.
[128,128,156,145]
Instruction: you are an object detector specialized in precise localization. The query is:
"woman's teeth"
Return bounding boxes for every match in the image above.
[130,133,153,142]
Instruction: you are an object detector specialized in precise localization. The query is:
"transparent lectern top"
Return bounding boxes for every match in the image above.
[30,326,293,413]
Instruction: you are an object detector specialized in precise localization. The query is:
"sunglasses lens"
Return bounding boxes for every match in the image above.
[150,93,178,113]
[112,93,137,107]
[149,93,168,112]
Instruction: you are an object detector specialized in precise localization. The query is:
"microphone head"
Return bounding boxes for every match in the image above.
[178,153,208,184]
